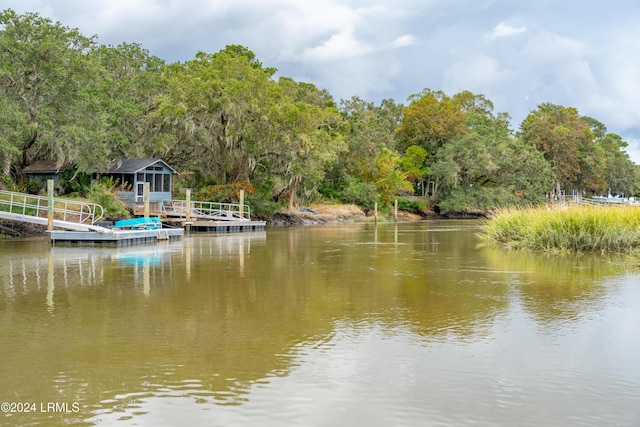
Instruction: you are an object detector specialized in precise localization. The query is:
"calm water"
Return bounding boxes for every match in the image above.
[1,221,639,426]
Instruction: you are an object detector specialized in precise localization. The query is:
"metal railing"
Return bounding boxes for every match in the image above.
[164,200,251,221]
[549,193,640,207]
[0,189,104,225]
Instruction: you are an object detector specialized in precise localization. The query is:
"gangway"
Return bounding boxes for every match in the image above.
[162,200,251,221]
[0,189,108,232]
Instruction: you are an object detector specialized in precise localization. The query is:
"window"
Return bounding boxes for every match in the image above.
[145,174,154,191]
[163,175,171,194]
[123,174,134,190]
[155,174,163,192]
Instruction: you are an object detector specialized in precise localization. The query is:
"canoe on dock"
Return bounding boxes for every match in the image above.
[113,217,162,230]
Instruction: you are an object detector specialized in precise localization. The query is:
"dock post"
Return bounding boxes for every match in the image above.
[143,182,150,218]
[239,189,245,219]
[47,179,54,232]
[374,202,378,224]
[394,199,398,222]
[185,188,191,234]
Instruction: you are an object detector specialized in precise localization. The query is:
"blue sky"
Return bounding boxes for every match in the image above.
[3,0,640,163]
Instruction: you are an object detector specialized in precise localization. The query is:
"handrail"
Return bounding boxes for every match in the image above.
[0,189,104,225]
[550,194,640,207]
[166,200,251,221]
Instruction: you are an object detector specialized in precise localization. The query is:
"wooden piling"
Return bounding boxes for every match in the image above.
[185,188,192,233]
[374,202,378,224]
[394,199,398,222]
[47,179,54,232]
[143,182,150,218]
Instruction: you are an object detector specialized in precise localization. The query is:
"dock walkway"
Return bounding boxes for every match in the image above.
[0,189,109,232]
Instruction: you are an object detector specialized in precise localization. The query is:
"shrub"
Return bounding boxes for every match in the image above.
[89,179,130,219]
[397,198,427,214]
[340,178,379,212]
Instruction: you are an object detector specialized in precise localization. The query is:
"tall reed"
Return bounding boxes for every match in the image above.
[480,205,640,254]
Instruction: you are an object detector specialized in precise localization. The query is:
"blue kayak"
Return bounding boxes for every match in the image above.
[113,217,162,230]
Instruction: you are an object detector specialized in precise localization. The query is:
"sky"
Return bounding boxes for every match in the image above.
[2,0,640,163]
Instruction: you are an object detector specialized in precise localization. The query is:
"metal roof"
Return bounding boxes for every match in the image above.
[22,158,178,175]
[105,158,178,174]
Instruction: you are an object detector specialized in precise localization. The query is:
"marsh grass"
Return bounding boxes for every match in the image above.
[480,205,640,254]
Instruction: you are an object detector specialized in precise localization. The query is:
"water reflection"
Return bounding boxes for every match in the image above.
[1,223,639,426]
[0,232,266,303]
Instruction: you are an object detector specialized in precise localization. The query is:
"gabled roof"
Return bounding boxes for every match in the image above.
[105,158,178,174]
[21,160,74,174]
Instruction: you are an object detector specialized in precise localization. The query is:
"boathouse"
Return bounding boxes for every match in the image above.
[100,158,178,209]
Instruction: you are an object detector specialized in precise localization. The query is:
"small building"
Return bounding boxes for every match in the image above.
[100,158,178,210]
[21,160,74,190]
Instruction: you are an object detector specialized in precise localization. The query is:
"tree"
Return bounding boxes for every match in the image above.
[399,145,429,196]
[268,91,345,209]
[88,43,167,159]
[395,89,466,157]
[519,103,605,194]
[0,9,105,177]
[599,133,637,196]
[430,97,554,212]
[156,45,279,184]
[370,148,413,205]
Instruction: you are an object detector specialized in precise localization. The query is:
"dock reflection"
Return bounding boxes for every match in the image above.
[0,232,266,304]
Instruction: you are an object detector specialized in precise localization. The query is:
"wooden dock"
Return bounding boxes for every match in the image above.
[50,228,184,246]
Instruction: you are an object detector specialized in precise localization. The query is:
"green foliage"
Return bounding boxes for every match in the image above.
[438,186,521,213]
[396,198,427,214]
[0,9,105,175]
[245,192,287,216]
[88,42,167,160]
[20,179,42,195]
[399,145,429,195]
[1,10,637,218]
[594,131,637,196]
[194,181,254,203]
[370,148,414,205]
[519,103,606,194]
[89,178,129,218]
[340,178,379,211]
[428,100,554,210]
[395,89,467,156]
[338,96,400,180]
[58,167,92,196]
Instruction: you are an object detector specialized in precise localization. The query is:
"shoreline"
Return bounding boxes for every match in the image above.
[1,204,487,238]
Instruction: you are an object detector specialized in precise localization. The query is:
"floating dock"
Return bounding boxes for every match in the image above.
[50,228,184,246]
[186,220,266,233]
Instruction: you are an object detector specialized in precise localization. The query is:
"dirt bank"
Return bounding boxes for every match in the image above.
[0,220,47,238]
[259,203,429,226]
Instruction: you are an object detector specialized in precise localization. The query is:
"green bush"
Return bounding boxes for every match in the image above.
[439,186,521,213]
[340,178,379,212]
[89,179,129,219]
[397,198,427,214]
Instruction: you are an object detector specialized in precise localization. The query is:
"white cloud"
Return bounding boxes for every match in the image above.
[490,22,526,39]
[300,28,374,62]
[443,54,515,105]
[389,34,415,48]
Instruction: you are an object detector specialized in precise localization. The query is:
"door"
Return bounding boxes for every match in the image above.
[136,182,145,202]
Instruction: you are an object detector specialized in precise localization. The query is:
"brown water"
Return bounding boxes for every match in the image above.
[1,221,639,426]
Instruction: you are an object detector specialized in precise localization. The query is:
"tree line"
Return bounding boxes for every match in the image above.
[1,9,638,214]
